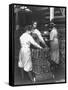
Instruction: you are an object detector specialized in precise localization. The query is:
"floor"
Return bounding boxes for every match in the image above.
[14,63,65,86]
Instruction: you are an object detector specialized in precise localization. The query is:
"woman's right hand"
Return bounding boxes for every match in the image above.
[40,46,43,49]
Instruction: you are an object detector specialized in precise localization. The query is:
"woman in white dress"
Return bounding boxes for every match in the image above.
[31,21,45,45]
[49,22,59,72]
[18,26,43,82]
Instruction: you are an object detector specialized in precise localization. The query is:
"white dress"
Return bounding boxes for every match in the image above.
[32,29,45,44]
[50,27,59,64]
[18,32,41,72]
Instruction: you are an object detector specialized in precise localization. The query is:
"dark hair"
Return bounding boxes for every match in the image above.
[49,19,56,28]
[24,25,32,31]
[32,21,37,25]
[50,23,56,29]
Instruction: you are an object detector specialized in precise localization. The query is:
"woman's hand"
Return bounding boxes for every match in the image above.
[45,38,48,41]
[40,46,43,49]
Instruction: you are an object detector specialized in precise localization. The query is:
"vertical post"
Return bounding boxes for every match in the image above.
[14,5,20,30]
[50,7,54,21]
[16,11,19,30]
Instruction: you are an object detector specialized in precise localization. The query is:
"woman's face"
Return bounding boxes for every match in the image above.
[33,22,37,28]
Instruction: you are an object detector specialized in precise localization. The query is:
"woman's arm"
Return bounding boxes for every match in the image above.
[29,35,43,49]
[33,29,45,44]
